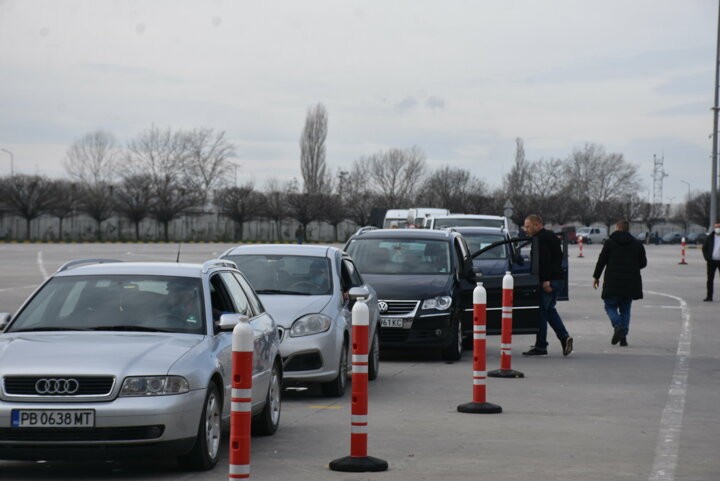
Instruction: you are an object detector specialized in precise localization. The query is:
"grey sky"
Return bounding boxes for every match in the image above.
[0,0,716,203]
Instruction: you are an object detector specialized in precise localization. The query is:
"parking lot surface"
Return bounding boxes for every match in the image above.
[0,242,718,481]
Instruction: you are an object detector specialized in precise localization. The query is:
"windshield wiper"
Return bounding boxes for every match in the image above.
[90,325,170,333]
[11,327,91,332]
[256,289,311,295]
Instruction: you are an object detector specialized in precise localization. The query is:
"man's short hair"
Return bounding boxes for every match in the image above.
[616,220,629,232]
[525,214,543,225]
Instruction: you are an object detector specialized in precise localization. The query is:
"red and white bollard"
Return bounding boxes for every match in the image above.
[457,282,502,414]
[578,235,584,258]
[229,320,253,480]
[330,297,388,472]
[489,272,524,379]
[679,237,688,265]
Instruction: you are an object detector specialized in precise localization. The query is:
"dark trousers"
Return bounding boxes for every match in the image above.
[708,260,720,298]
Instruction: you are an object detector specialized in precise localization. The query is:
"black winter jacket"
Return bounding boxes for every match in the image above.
[534,228,564,283]
[702,232,718,262]
[592,231,647,300]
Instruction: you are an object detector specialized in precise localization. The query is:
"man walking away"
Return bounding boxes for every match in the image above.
[522,214,573,357]
[702,222,720,302]
[592,220,647,346]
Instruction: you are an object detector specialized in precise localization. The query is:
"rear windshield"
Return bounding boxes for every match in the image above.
[434,217,505,229]
[346,238,451,275]
[8,275,205,334]
[462,233,507,259]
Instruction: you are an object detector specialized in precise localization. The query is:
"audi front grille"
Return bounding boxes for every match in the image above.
[3,376,115,397]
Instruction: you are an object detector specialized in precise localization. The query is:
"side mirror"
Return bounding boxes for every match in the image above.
[217,313,250,332]
[348,286,370,301]
[0,312,10,331]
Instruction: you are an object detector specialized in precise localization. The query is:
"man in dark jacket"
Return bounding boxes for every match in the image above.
[592,220,647,346]
[702,221,720,301]
[522,214,573,357]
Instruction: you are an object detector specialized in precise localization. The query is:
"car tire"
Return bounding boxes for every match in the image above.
[441,319,463,362]
[321,340,349,397]
[178,382,222,471]
[252,359,282,436]
[368,327,380,381]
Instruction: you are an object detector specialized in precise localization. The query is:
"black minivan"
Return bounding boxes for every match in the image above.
[344,228,547,361]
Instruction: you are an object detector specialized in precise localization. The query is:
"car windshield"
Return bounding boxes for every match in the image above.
[7,275,205,334]
[434,218,505,229]
[463,234,507,260]
[346,238,451,275]
[226,255,332,296]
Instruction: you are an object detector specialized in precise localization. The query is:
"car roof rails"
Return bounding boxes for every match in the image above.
[355,226,378,235]
[202,259,238,273]
[56,258,122,273]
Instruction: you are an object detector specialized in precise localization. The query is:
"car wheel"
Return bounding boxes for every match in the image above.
[368,327,380,381]
[321,340,349,397]
[178,383,221,471]
[441,319,463,362]
[252,360,282,436]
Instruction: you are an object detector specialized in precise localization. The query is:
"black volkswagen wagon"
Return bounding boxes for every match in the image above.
[344,228,543,361]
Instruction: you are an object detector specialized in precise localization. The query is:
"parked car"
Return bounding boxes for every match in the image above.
[452,227,529,277]
[576,226,608,244]
[406,207,450,228]
[344,229,543,361]
[0,259,282,469]
[221,245,380,397]
[686,231,707,245]
[425,214,509,230]
[661,232,684,244]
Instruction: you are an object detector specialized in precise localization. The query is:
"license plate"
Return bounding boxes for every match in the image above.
[381,318,404,328]
[11,409,95,428]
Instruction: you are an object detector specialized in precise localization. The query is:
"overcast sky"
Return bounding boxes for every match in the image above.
[0,0,716,203]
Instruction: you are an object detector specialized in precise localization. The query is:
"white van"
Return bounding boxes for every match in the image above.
[406,208,450,228]
[427,214,510,231]
[383,209,410,229]
[576,226,608,244]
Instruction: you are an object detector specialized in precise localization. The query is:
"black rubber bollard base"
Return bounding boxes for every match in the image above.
[488,368,525,378]
[329,455,389,472]
[457,401,502,414]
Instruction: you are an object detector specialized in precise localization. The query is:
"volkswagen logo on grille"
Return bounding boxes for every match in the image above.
[378,301,388,313]
[35,378,80,395]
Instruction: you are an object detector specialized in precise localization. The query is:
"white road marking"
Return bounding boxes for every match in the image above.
[36,251,49,280]
[0,285,38,293]
[646,290,692,481]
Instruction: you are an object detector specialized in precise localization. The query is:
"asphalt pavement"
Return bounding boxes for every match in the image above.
[0,241,718,481]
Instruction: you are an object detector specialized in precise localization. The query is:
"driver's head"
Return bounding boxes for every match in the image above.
[167,280,197,301]
[309,259,326,281]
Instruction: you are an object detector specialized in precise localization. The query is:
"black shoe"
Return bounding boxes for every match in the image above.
[611,327,622,345]
[619,329,628,346]
[522,347,548,356]
[561,336,573,356]
[703,297,712,302]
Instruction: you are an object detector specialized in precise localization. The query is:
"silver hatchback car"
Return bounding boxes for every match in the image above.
[222,245,380,397]
[0,259,282,470]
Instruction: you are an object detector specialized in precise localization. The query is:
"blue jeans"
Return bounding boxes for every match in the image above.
[535,280,569,349]
[603,296,632,333]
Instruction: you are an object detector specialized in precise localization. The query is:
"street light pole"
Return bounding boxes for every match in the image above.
[711,0,720,229]
[0,148,13,176]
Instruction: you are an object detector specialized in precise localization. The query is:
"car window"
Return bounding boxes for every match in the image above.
[433,217,505,229]
[463,234,507,260]
[225,254,332,296]
[8,275,205,334]
[232,272,263,315]
[345,238,451,275]
[341,259,364,288]
[209,274,237,320]
[217,272,252,317]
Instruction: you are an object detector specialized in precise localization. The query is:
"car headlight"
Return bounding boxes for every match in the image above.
[422,296,452,310]
[119,376,190,397]
[290,313,332,337]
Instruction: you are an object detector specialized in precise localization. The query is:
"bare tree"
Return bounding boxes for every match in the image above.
[416,166,487,213]
[64,130,120,185]
[78,183,115,241]
[0,174,55,240]
[285,179,324,241]
[126,125,202,241]
[503,138,534,226]
[184,128,235,204]
[687,192,715,228]
[47,179,80,241]
[263,178,289,241]
[114,174,154,241]
[343,158,376,227]
[367,146,426,207]
[214,183,265,241]
[300,103,329,194]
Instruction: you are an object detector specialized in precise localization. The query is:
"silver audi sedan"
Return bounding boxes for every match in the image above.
[0,259,282,470]
[221,245,380,397]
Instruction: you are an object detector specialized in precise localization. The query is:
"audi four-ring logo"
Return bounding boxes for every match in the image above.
[35,378,80,395]
[378,301,388,313]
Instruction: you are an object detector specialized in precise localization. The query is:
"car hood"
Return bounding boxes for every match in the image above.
[362,274,452,299]
[0,332,203,376]
[258,295,332,327]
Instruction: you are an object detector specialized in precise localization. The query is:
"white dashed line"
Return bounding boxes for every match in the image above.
[646,291,692,481]
[36,250,50,280]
